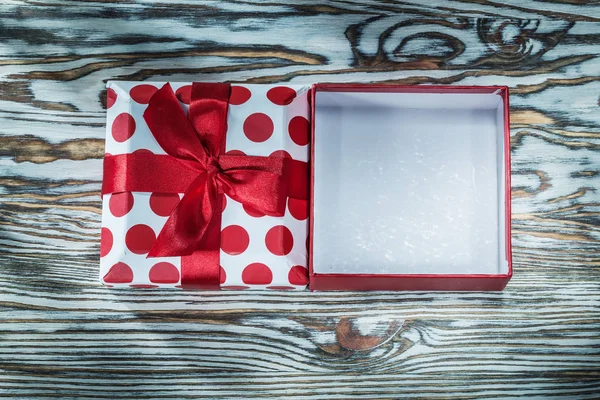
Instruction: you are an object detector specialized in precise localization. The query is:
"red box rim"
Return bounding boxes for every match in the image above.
[308,84,512,288]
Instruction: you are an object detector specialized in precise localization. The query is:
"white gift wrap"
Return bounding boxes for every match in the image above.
[100,82,310,290]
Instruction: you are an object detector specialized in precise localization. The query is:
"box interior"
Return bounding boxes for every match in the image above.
[312,89,509,276]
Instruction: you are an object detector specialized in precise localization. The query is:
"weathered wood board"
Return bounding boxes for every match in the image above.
[1,1,599,398]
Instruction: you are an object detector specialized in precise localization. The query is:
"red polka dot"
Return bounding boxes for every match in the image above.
[149,262,180,284]
[242,263,273,284]
[130,84,158,104]
[100,227,113,257]
[267,86,297,105]
[288,116,310,146]
[221,285,250,290]
[109,192,134,217]
[243,204,265,218]
[220,266,226,284]
[125,224,156,255]
[133,148,154,155]
[107,88,117,109]
[176,85,192,104]
[269,150,292,159]
[130,284,159,289]
[104,152,112,158]
[103,262,133,283]
[225,149,246,156]
[267,286,296,290]
[288,265,308,285]
[112,113,136,142]
[220,225,250,255]
[243,113,274,143]
[265,225,294,256]
[288,198,308,220]
[230,86,252,105]
[149,193,180,217]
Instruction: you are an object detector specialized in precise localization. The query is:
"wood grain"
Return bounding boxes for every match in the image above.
[1,0,600,398]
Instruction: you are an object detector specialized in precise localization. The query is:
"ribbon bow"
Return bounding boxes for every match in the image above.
[102,82,308,288]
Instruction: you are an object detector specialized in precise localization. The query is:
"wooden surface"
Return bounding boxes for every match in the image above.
[1,1,600,398]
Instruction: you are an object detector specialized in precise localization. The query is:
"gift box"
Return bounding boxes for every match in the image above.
[100,82,311,289]
[309,84,512,291]
[100,81,511,291]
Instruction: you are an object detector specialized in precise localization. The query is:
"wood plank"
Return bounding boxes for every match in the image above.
[1,0,599,398]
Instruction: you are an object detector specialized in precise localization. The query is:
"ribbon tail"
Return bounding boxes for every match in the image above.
[147,172,217,258]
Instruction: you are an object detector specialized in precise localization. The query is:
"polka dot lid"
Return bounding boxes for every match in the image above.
[100,81,311,290]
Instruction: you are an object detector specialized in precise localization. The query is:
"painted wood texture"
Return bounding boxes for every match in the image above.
[1,1,600,398]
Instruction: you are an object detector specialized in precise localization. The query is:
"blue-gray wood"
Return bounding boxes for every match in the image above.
[1,1,599,398]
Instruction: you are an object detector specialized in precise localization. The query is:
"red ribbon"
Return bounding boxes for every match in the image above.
[102,82,308,289]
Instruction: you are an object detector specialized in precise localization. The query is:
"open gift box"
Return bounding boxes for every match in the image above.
[309,84,512,291]
[100,82,511,291]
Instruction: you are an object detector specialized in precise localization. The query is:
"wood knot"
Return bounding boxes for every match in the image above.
[335,316,404,352]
